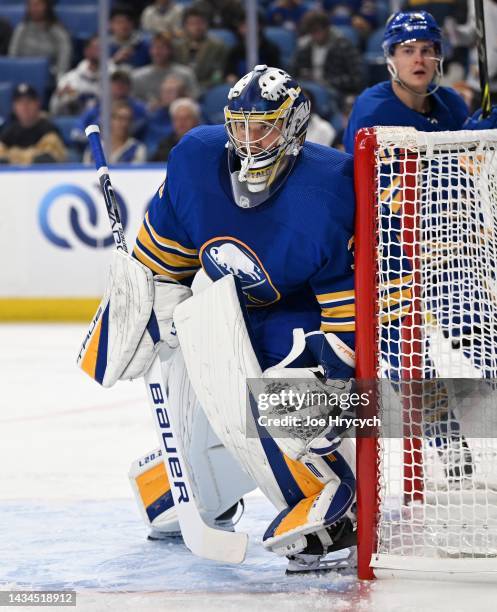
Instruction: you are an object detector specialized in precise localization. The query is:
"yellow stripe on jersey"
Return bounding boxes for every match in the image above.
[137,224,200,270]
[380,306,412,323]
[379,274,412,322]
[380,288,412,323]
[321,321,355,333]
[316,289,355,306]
[283,454,324,498]
[382,274,413,289]
[381,288,412,309]
[321,303,355,320]
[133,243,198,280]
[379,175,404,213]
[144,212,198,256]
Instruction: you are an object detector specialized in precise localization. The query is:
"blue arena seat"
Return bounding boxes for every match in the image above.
[0,82,13,120]
[335,24,360,47]
[0,57,50,99]
[201,83,231,125]
[364,27,389,86]
[265,27,296,69]
[0,4,24,27]
[52,115,79,145]
[209,28,237,50]
[299,80,338,120]
[55,5,98,39]
[52,115,82,162]
[56,0,98,4]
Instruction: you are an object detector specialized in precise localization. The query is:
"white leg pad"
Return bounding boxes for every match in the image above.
[130,348,256,535]
[174,275,289,510]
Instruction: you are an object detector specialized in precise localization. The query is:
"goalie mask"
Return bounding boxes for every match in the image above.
[383,11,444,97]
[224,65,310,209]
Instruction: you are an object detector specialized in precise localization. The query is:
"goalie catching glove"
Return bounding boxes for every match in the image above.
[262,329,355,462]
[77,249,192,387]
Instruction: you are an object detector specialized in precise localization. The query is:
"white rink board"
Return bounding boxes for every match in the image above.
[0,165,164,297]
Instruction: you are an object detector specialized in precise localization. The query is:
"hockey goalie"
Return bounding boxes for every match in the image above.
[77,66,362,573]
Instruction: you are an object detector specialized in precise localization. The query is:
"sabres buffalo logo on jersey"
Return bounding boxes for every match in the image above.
[200,237,280,307]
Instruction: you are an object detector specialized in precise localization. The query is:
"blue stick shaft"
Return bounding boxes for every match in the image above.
[85,124,128,253]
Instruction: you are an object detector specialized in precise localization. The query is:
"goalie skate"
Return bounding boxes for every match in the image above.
[285,517,357,574]
[286,547,357,575]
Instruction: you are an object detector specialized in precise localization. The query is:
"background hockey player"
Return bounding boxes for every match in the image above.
[344,10,497,154]
[343,10,497,480]
[79,65,367,572]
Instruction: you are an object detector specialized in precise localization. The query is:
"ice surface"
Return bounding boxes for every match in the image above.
[1,325,496,611]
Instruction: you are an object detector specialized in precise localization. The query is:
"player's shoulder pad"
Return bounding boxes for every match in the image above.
[353,81,396,113]
[298,143,354,228]
[436,85,469,114]
[301,142,353,182]
[169,124,227,163]
[165,125,227,196]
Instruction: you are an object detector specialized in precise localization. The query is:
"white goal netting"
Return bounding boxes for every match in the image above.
[367,127,497,578]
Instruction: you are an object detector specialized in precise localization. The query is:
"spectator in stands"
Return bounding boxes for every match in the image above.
[150,97,201,161]
[143,74,188,156]
[76,70,147,142]
[445,0,497,99]
[0,83,66,164]
[323,1,378,39]
[174,4,227,91]
[224,14,281,82]
[109,5,150,69]
[266,0,310,31]
[49,36,102,116]
[292,11,364,97]
[83,100,146,165]
[401,0,459,25]
[141,0,184,35]
[8,0,72,79]
[303,88,336,146]
[331,93,356,150]
[195,0,244,30]
[0,17,12,55]
[132,32,199,107]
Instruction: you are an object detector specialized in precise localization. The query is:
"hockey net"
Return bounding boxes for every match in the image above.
[354,127,497,581]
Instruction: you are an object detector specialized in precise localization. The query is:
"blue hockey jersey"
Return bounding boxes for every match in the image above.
[132,125,357,367]
[344,81,469,154]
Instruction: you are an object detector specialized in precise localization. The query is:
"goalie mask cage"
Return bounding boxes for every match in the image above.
[354,127,497,581]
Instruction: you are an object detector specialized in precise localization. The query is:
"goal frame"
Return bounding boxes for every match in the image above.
[354,126,497,581]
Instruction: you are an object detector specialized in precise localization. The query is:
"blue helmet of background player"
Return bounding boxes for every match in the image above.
[224,65,310,209]
[382,11,443,95]
[382,11,442,56]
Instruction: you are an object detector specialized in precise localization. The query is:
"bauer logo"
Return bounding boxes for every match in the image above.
[199,236,280,307]
[150,382,190,504]
[38,183,128,249]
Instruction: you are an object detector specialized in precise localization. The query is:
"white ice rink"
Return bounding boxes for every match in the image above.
[1,323,497,611]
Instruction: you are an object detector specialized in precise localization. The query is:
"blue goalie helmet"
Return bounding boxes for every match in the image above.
[224,65,310,209]
[383,11,442,56]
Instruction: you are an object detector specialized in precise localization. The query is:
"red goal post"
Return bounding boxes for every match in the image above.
[354,126,497,581]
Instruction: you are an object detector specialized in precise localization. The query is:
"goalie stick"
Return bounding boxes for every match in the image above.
[475,0,492,119]
[85,125,248,564]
